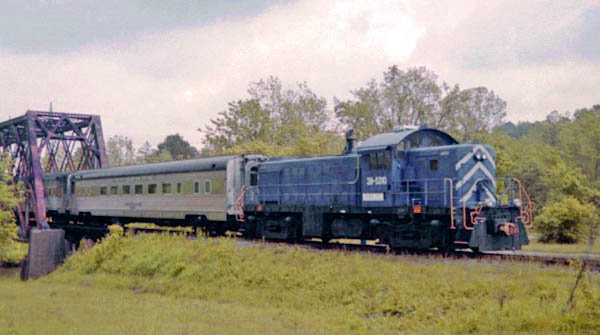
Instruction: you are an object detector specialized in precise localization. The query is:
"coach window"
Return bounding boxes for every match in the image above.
[111,186,119,195]
[135,184,143,195]
[162,183,172,194]
[100,186,107,196]
[148,184,157,194]
[194,181,200,194]
[122,185,131,195]
[205,180,211,194]
[176,182,182,194]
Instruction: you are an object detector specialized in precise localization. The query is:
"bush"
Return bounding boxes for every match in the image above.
[0,154,27,265]
[534,197,594,243]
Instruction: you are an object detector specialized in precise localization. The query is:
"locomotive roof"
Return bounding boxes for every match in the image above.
[357,127,458,152]
[69,155,241,180]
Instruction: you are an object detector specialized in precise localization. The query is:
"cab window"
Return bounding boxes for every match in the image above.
[250,167,258,186]
[407,133,423,148]
[369,151,391,170]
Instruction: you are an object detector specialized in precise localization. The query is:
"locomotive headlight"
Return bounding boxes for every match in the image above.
[512,198,522,207]
[475,153,482,160]
[482,154,487,160]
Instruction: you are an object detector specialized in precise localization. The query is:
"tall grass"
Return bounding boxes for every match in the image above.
[43,229,600,334]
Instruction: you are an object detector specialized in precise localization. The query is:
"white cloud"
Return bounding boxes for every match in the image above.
[0,0,421,148]
[0,0,598,149]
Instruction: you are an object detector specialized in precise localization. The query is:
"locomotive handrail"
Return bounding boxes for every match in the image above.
[347,156,360,184]
[470,202,485,226]
[235,186,245,222]
[444,178,456,229]
[462,201,473,230]
[512,178,533,228]
[258,181,360,187]
[496,177,534,228]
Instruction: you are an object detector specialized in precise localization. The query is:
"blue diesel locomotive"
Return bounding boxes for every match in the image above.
[242,126,531,251]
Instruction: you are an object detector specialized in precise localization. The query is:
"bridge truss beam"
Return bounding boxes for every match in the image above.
[0,111,107,237]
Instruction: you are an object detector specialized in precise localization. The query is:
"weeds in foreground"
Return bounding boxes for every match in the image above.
[41,230,600,334]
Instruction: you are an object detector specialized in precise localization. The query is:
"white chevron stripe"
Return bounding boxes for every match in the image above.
[455,145,496,170]
[455,162,496,189]
[460,182,479,203]
[483,187,496,203]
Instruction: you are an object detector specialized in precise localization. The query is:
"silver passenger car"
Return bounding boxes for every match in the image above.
[43,154,266,230]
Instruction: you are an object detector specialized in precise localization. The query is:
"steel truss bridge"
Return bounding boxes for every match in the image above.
[0,111,107,237]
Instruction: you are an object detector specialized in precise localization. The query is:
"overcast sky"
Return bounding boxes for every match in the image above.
[1,0,599,148]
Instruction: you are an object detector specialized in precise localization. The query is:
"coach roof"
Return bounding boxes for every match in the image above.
[70,155,239,180]
[357,127,458,152]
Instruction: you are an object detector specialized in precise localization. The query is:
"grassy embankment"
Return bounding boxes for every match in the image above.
[1,229,599,335]
[522,232,600,254]
[128,222,600,254]
[523,238,600,254]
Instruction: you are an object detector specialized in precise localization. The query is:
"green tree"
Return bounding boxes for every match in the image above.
[201,76,343,157]
[0,154,26,264]
[335,66,442,139]
[144,149,174,163]
[534,197,594,243]
[335,66,507,140]
[157,134,199,160]
[559,105,600,182]
[135,141,154,164]
[454,87,506,141]
[106,135,136,167]
[333,80,384,139]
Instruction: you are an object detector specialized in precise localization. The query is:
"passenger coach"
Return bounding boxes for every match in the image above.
[44,155,266,234]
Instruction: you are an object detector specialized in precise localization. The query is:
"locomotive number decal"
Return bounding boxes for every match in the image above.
[363,193,384,201]
[366,176,387,186]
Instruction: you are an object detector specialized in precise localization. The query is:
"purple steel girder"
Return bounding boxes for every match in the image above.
[0,111,107,237]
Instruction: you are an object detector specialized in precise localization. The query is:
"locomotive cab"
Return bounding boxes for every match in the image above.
[357,126,529,251]
[358,126,460,209]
